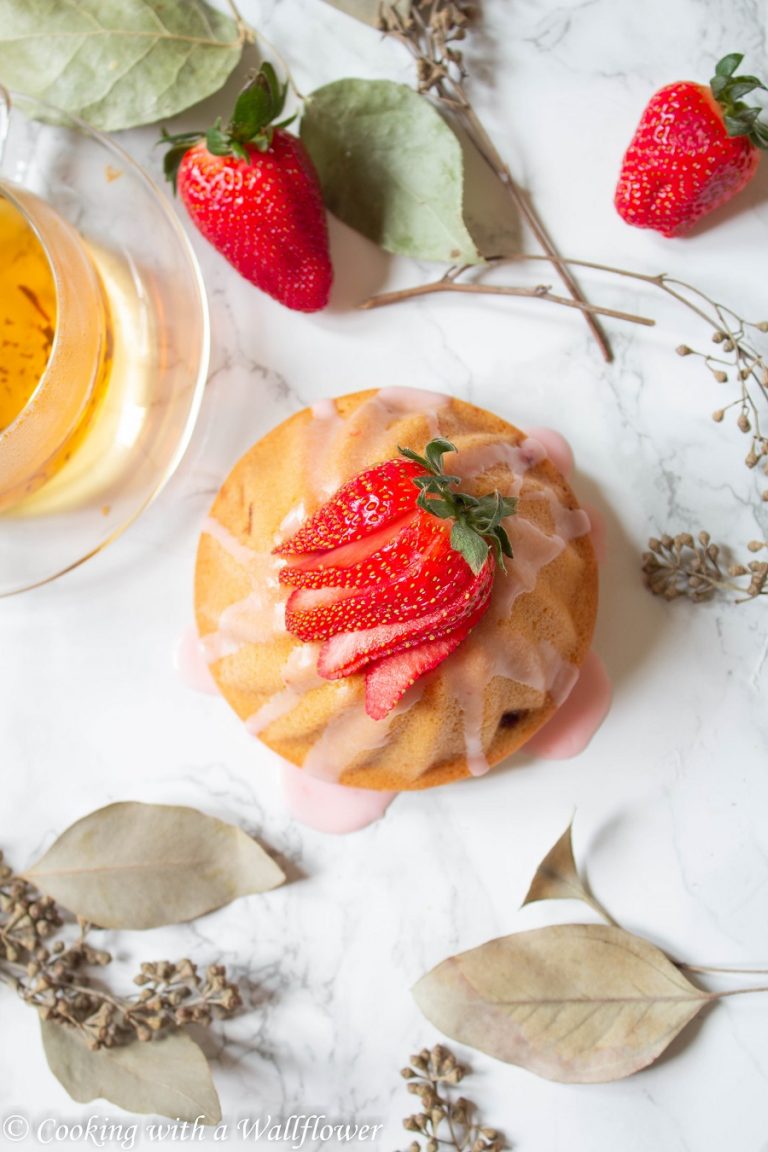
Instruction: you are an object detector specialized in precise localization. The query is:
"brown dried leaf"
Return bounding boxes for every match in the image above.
[319,0,410,27]
[25,801,285,929]
[413,924,711,1083]
[41,1021,221,1122]
[521,820,614,924]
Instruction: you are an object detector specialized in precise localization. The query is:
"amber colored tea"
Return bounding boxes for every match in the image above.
[0,189,113,512]
[0,195,57,431]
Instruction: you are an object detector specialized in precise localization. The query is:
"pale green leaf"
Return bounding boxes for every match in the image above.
[0,0,245,131]
[41,1021,221,1123]
[24,801,285,929]
[301,79,482,264]
[413,923,710,1083]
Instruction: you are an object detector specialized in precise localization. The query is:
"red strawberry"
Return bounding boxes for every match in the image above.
[278,438,516,718]
[615,53,768,236]
[284,514,477,641]
[163,65,332,312]
[279,511,420,588]
[274,459,423,556]
[364,599,487,720]
[316,555,495,680]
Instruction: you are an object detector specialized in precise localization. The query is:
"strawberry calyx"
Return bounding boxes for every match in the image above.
[709,53,768,150]
[161,63,297,191]
[398,438,517,574]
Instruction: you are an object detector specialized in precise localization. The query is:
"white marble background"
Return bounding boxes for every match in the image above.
[2,0,768,1150]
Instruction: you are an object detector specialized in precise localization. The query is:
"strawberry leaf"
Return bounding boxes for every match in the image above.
[710,52,768,149]
[451,522,489,575]
[399,439,517,573]
[715,53,744,79]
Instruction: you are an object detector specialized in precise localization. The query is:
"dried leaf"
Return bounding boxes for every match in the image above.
[25,802,285,929]
[41,1020,221,1122]
[0,0,245,131]
[319,0,410,25]
[300,79,482,264]
[521,819,613,923]
[413,924,711,1083]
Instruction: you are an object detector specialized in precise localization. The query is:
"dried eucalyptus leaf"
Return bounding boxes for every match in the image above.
[522,821,584,906]
[319,0,410,25]
[521,819,612,925]
[25,802,285,929]
[301,79,482,264]
[41,1020,221,1123]
[0,0,245,131]
[413,924,711,1083]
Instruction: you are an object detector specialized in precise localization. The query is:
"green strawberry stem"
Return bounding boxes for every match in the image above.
[161,62,297,190]
[399,439,517,575]
[710,53,768,149]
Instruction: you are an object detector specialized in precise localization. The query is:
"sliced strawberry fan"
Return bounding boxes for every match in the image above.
[274,438,517,719]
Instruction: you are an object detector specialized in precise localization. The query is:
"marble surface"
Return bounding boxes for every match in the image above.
[2,1,768,1150]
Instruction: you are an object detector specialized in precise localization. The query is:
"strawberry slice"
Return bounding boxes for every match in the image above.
[364,600,487,719]
[279,511,418,589]
[316,556,494,680]
[274,459,423,556]
[284,516,477,642]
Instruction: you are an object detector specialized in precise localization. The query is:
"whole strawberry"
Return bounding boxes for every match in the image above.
[163,65,332,312]
[615,53,768,237]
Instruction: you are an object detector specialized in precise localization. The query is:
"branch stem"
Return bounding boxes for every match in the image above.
[359,277,655,327]
[449,100,614,361]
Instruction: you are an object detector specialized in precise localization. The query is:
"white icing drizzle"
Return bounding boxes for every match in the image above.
[245,645,323,736]
[308,399,347,498]
[200,517,286,662]
[529,489,591,542]
[205,399,591,788]
[443,638,579,777]
[452,436,547,496]
[276,501,307,541]
[440,433,589,776]
[309,387,450,500]
[301,685,422,782]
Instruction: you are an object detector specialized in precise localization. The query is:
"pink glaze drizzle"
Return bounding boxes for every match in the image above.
[526,426,574,478]
[525,651,612,759]
[281,763,396,834]
[174,625,219,695]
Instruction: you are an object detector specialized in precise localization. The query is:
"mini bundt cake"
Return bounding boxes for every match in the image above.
[194,387,598,790]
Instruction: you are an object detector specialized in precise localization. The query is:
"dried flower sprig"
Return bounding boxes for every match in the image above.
[378,0,613,362]
[396,1044,507,1152]
[0,851,242,1051]
[642,531,768,603]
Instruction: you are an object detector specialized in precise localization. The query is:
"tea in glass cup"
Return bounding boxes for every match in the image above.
[0,183,112,512]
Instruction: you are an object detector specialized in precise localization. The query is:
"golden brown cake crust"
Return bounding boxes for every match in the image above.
[195,390,598,790]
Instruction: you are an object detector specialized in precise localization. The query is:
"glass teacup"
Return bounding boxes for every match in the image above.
[0,87,209,594]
